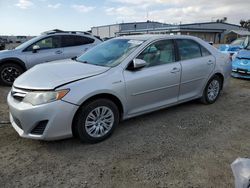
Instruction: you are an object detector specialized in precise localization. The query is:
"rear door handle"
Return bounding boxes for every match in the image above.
[170,67,180,73]
[207,60,214,65]
[55,50,62,54]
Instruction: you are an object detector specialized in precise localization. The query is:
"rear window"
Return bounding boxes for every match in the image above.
[231,38,245,45]
[200,45,211,56]
[62,35,95,47]
[176,39,202,60]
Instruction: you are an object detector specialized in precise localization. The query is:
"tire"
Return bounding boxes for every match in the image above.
[200,75,222,104]
[74,99,120,143]
[0,63,24,86]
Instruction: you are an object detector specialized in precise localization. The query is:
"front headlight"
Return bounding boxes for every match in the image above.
[23,89,69,106]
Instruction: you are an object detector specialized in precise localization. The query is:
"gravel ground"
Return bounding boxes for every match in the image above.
[0,78,250,188]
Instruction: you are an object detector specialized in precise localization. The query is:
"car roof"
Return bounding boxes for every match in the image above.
[117,34,199,41]
[116,34,220,55]
[46,32,95,38]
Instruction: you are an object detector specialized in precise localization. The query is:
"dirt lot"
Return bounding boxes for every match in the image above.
[0,78,250,188]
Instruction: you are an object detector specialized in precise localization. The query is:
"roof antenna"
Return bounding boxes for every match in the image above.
[146,10,149,21]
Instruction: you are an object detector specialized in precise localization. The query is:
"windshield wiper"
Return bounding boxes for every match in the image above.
[71,56,77,60]
[80,60,89,64]
[72,57,89,64]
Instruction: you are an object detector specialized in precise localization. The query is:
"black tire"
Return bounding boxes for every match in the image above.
[72,125,79,138]
[74,99,119,143]
[0,63,24,86]
[200,75,222,104]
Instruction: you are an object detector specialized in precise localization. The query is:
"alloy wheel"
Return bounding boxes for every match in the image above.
[85,106,114,138]
[207,79,220,101]
[1,66,21,84]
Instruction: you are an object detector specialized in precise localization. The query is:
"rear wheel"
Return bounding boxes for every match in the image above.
[201,75,222,104]
[0,63,24,86]
[75,99,119,143]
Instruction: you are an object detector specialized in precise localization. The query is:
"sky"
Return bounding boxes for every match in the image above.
[0,0,249,36]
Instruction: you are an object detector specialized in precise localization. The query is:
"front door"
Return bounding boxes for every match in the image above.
[123,39,181,115]
[23,36,64,69]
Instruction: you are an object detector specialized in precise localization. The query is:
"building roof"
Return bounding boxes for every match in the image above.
[116,25,225,35]
[91,21,171,29]
[119,21,169,25]
[92,21,242,29]
[179,21,241,27]
[227,30,250,36]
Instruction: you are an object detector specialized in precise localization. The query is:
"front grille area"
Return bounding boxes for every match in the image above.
[238,72,250,76]
[30,120,48,135]
[232,69,250,75]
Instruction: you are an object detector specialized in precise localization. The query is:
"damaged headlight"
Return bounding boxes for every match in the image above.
[23,89,69,106]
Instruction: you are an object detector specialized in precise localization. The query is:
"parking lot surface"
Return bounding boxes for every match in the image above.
[0,78,250,188]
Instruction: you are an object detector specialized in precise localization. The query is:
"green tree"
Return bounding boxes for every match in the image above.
[240,20,250,30]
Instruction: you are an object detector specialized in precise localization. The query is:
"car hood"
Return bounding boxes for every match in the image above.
[0,49,19,58]
[236,50,250,59]
[233,51,250,68]
[219,44,241,52]
[14,59,110,90]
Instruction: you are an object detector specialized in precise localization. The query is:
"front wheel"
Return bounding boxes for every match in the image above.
[201,75,222,104]
[0,63,24,86]
[75,99,120,143]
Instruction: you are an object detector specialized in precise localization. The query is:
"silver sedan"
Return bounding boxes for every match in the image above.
[7,35,232,143]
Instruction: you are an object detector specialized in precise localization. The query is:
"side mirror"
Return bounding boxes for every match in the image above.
[71,56,77,60]
[32,45,40,53]
[130,59,147,70]
[208,41,213,45]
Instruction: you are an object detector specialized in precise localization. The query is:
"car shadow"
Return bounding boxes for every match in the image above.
[37,99,201,148]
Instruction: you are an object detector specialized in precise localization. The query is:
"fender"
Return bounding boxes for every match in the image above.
[200,72,224,95]
[0,57,27,70]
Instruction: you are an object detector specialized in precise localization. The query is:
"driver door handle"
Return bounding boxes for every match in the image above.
[170,67,180,73]
[55,50,63,54]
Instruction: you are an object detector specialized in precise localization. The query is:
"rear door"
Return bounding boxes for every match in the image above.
[61,35,96,58]
[123,39,181,115]
[23,36,64,68]
[176,39,215,101]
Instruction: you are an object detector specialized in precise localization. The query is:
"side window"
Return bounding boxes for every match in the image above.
[61,36,75,47]
[75,36,95,45]
[62,35,95,47]
[200,45,211,56]
[137,40,175,67]
[26,36,61,51]
[177,39,202,60]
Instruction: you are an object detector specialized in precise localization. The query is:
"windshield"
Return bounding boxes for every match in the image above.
[246,44,250,50]
[243,36,250,50]
[230,38,245,46]
[76,38,144,67]
[15,36,41,50]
